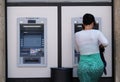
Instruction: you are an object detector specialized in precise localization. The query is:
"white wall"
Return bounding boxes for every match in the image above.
[7,5,112,78]
[7,6,58,78]
[7,0,112,2]
[62,6,112,77]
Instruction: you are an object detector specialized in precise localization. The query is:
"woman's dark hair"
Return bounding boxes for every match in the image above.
[82,13,96,29]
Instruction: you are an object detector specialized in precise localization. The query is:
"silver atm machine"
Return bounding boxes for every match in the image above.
[17,17,47,66]
[72,17,102,66]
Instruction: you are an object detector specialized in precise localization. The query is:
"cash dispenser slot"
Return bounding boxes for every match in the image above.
[23,57,41,64]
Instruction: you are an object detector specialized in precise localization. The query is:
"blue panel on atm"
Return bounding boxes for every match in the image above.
[23,35,42,47]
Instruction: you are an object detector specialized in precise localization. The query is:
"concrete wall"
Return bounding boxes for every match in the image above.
[0,0,5,82]
[0,0,120,82]
[114,0,120,82]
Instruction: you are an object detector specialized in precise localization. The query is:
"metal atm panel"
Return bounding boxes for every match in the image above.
[17,17,47,66]
[72,17,102,66]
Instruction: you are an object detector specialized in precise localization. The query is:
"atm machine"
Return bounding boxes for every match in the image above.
[17,17,47,66]
[72,17,102,66]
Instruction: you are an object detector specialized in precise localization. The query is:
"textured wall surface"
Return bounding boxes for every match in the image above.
[114,0,120,82]
[0,0,5,82]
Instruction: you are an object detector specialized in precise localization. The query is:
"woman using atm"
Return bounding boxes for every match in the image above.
[74,13,108,82]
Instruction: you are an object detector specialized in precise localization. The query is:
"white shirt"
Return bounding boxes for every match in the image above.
[74,29,108,55]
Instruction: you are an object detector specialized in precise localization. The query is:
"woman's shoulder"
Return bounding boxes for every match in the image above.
[92,29,101,33]
[75,31,83,37]
[75,31,80,36]
[75,29,101,35]
[92,30,105,37]
[75,30,83,35]
[92,29,99,31]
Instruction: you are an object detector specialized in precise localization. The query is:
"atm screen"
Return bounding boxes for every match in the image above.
[74,23,99,33]
[23,35,42,47]
[20,24,44,48]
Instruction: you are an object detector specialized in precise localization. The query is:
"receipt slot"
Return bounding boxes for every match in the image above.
[72,17,101,65]
[17,17,47,66]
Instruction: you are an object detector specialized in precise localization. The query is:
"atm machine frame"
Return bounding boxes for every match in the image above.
[17,17,47,67]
